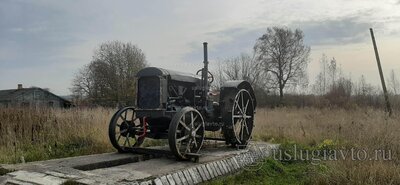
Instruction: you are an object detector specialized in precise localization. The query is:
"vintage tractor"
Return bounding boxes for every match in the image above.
[108,42,257,160]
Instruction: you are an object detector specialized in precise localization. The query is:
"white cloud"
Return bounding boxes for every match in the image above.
[0,0,399,95]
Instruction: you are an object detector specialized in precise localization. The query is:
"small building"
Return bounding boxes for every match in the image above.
[0,84,72,108]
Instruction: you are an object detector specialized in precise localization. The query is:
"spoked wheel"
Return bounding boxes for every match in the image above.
[109,107,145,152]
[168,107,205,160]
[223,89,255,147]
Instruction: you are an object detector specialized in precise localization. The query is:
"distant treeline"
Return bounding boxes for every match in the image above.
[70,28,400,111]
[257,93,400,110]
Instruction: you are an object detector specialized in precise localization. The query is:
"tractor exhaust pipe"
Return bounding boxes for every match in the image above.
[202,42,209,106]
[203,42,208,65]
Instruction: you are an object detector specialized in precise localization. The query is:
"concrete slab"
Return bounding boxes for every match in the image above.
[3,179,33,185]
[160,175,169,185]
[171,173,182,185]
[1,142,278,185]
[182,170,193,185]
[166,174,175,185]
[200,165,211,180]
[8,171,66,185]
[177,171,186,185]
[188,168,200,184]
[196,166,206,181]
[154,178,163,185]
[221,160,229,173]
[205,164,215,178]
[211,162,221,176]
[139,180,152,185]
[218,161,227,174]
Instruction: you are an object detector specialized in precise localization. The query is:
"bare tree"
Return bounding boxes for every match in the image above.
[328,57,337,88]
[313,73,325,95]
[70,65,94,104]
[254,27,310,103]
[213,53,271,92]
[321,54,328,94]
[71,41,147,106]
[388,70,399,94]
[312,55,339,95]
[313,54,329,95]
[357,75,373,96]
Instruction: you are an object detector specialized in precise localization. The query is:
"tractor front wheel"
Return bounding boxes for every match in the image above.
[109,107,146,152]
[168,107,205,160]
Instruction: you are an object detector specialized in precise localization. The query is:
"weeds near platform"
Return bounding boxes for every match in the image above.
[0,107,115,163]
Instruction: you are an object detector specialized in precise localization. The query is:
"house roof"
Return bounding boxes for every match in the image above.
[0,89,16,101]
[0,87,71,103]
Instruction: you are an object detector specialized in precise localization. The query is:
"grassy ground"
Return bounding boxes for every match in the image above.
[0,107,399,184]
[206,107,400,185]
[203,142,319,185]
[204,158,313,185]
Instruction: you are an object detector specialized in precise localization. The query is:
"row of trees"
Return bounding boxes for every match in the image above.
[72,27,310,107]
[312,54,400,98]
[215,27,400,108]
[71,27,400,109]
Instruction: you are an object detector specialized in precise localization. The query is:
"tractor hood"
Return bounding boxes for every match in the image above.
[137,67,201,84]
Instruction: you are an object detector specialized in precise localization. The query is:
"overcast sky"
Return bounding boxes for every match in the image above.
[1,0,400,95]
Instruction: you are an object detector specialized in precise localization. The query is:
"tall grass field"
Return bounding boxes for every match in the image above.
[0,107,399,184]
[0,108,114,163]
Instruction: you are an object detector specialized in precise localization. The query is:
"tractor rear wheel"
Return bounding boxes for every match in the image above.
[222,89,255,148]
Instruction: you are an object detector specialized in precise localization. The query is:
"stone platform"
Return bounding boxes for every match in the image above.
[0,142,278,185]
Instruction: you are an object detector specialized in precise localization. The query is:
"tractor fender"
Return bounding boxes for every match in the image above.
[219,80,257,109]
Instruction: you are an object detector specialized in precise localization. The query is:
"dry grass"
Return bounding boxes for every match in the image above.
[253,107,400,184]
[0,107,115,163]
[1,107,399,184]
[0,107,167,164]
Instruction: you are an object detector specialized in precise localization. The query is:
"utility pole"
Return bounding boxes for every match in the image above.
[370,28,392,116]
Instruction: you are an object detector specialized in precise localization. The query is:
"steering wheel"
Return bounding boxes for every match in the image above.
[196,69,214,84]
